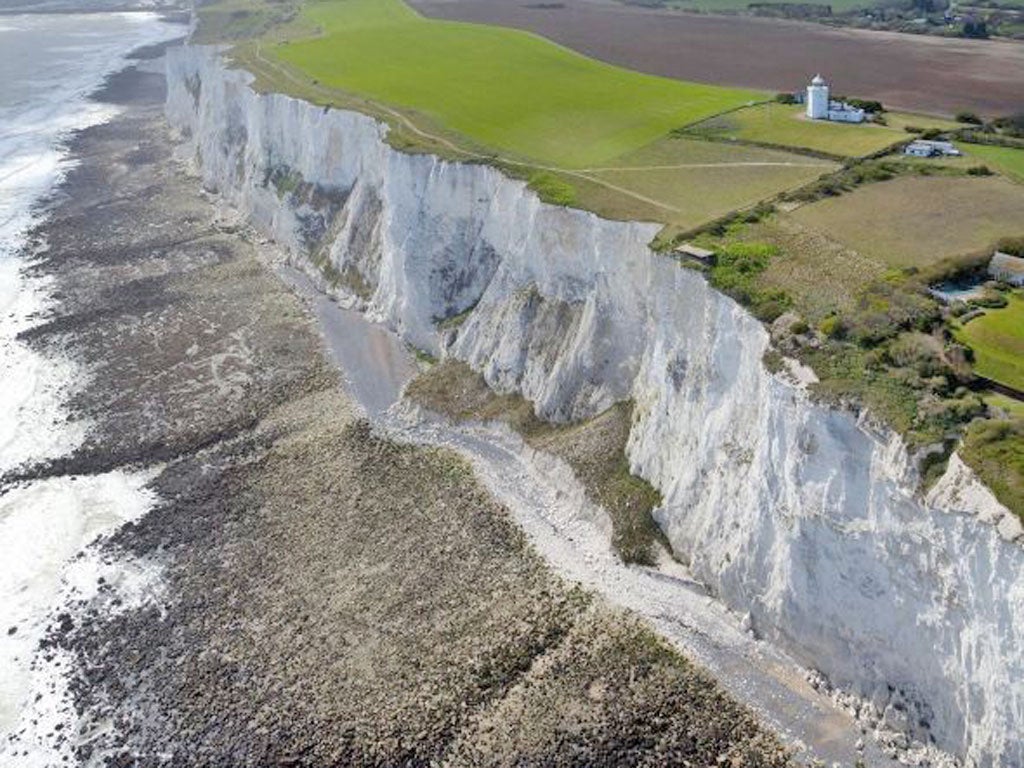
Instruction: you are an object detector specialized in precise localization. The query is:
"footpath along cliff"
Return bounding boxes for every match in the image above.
[166,45,1024,767]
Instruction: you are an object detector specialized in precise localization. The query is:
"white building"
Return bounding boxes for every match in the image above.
[805,74,866,124]
[827,102,866,123]
[989,251,1024,286]
[904,139,961,157]
[806,74,829,120]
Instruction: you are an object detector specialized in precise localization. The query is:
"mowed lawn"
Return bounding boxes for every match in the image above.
[688,103,923,158]
[787,175,1024,268]
[272,0,762,167]
[965,144,1024,184]
[956,294,1024,390]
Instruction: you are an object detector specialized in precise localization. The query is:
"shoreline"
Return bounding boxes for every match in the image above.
[0,11,188,752]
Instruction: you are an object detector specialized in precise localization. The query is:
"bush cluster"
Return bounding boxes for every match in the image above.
[842,277,942,346]
[527,171,576,207]
[708,242,792,322]
[955,110,984,125]
[992,113,1024,139]
[996,236,1024,257]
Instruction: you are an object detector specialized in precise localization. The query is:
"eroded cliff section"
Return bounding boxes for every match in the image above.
[166,45,1024,766]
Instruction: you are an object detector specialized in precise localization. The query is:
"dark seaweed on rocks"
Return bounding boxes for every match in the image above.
[21,56,791,767]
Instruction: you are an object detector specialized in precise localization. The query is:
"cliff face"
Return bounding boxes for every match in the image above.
[166,45,1024,766]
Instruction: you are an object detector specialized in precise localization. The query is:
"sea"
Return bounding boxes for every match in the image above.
[0,11,181,764]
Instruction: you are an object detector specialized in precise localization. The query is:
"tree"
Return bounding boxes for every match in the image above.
[955,110,983,125]
[962,17,989,38]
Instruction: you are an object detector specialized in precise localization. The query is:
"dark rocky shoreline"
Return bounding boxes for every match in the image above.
[5,51,792,766]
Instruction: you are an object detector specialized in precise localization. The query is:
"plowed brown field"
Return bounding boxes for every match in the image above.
[410,0,1024,118]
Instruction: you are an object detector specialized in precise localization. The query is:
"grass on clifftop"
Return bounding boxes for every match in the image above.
[269,0,762,168]
[965,143,1024,184]
[955,293,1024,391]
[961,419,1024,520]
[211,0,836,233]
[684,103,957,159]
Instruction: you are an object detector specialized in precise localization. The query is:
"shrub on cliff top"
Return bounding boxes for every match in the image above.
[527,171,577,207]
[961,419,1024,519]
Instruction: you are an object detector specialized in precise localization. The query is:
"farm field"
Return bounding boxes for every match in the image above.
[410,0,1024,118]
[955,294,1024,391]
[269,0,762,168]
[686,103,936,158]
[964,144,1024,184]
[652,0,876,10]
[567,135,834,232]
[787,176,1024,268]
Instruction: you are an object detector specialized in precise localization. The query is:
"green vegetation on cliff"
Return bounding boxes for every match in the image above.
[406,361,668,566]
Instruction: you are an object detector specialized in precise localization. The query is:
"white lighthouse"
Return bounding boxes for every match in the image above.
[806,74,829,120]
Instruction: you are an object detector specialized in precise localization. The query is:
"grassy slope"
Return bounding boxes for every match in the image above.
[787,175,1024,269]
[965,143,1024,184]
[687,103,910,157]
[272,0,762,167]
[956,294,1024,390]
[730,216,885,318]
[961,419,1024,521]
[552,135,834,232]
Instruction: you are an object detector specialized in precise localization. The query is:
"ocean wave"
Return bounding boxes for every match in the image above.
[0,10,183,756]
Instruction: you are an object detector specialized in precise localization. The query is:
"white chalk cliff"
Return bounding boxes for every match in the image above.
[166,45,1024,767]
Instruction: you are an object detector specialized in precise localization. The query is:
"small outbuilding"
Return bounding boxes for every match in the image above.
[989,251,1024,286]
[675,243,717,265]
[904,139,962,158]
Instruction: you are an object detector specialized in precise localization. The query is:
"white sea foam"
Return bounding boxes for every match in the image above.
[0,472,159,731]
[1,538,166,768]
[0,11,184,761]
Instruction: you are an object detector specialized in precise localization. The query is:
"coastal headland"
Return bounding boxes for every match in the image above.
[3,45,792,765]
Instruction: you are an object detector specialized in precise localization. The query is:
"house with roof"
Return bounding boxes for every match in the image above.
[905,139,962,158]
[989,251,1024,286]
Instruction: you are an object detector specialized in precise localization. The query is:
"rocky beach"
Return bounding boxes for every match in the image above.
[0,44,794,765]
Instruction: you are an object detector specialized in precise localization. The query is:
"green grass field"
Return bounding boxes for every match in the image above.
[787,175,1024,268]
[984,392,1024,419]
[956,294,1024,390]
[270,0,763,168]
[685,103,910,157]
[964,144,1024,184]
[562,135,834,231]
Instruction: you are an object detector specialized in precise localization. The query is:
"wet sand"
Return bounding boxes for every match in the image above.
[0,48,793,766]
[410,0,1024,117]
